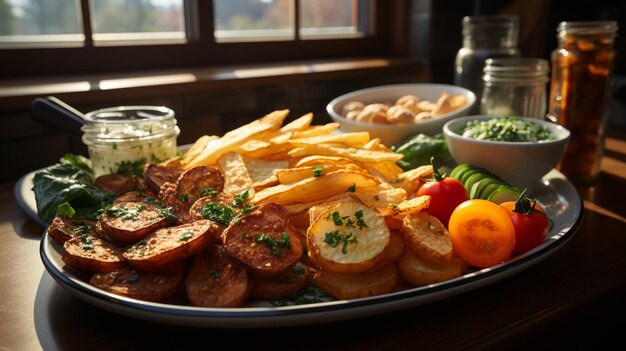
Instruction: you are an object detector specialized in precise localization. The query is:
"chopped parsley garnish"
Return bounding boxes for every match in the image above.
[199,190,252,225]
[180,230,193,241]
[116,158,146,176]
[101,203,146,221]
[158,206,177,223]
[271,280,333,306]
[313,167,323,177]
[200,188,218,197]
[208,269,220,279]
[199,202,238,226]
[233,190,250,207]
[255,232,292,257]
[323,230,358,254]
[80,233,94,251]
[347,183,356,192]
[179,194,189,203]
[127,274,139,284]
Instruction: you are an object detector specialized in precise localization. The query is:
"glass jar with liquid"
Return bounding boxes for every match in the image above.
[480,57,550,118]
[454,14,521,113]
[548,21,618,183]
[81,106,180,177]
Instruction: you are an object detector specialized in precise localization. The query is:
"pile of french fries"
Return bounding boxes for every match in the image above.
[170,109,464,299]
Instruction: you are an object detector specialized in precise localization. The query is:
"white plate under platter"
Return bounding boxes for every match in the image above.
[20,168,583,328]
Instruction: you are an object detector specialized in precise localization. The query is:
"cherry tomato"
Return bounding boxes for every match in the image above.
[416,158,468,228]
[448,199,516,268]
[500,191,550,255]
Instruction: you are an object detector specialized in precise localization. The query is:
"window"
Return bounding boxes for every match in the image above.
[0,0,407,78]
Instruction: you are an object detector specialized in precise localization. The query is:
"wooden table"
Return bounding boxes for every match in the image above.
[1,134,625,351]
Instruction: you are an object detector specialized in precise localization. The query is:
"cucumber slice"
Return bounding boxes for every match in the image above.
[476,179,506,199]
[464,171,491,192]
[487,185,522,204]
[449,163,471,180]
[469,178,498,199]
[458,167,487,185]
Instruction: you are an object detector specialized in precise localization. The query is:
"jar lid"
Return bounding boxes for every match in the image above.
[557,21,618,36]
[82,106,178,143]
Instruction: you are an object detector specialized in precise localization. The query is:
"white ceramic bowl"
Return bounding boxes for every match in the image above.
[443,115,571,193]
[326,83,476,146]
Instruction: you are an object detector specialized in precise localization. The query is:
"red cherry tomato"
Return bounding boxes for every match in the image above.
[499,191,550,255]
[416,158,469,228]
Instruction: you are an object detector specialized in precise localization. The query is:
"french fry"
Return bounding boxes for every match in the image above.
[282,193,352,215]
[280,112,313,132]
[217,151,255,197]
[353,187,407,209]
[239,139,294,159]
[386,195,431,218]
[252,169,379,205]
[288,144,403,163]
[184,109,289,169]
[276,164,364,184]
[179,135,219,168]
[394,165,434,196]
[287,132,371,148]
[241,156,288,189]
[293,155,355,168]
[292,122,339,138]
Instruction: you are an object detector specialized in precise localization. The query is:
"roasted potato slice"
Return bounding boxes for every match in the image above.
[307,198,390,274]
[90,263,185,302]
[62,234,126,273]
[48,216,97,245]
[314,263,398,300]
[99,201,169,243]
[223,203,304,278]
[185,245,251,308]
[397,249,464,287]
[123,219,220,270]
[401,211,454,265]
[143,163,183,194]
[250,262,314,301]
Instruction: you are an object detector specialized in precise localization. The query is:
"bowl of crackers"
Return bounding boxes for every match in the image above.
[327,83,476,146]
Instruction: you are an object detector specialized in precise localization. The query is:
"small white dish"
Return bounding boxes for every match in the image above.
[327,83,476,146]
[443,115,571,193]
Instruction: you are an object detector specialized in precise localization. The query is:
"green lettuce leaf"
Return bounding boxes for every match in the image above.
[32,161,117,224]
[391,133,455,172]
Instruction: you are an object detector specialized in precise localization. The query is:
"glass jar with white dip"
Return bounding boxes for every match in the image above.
[81,106,180,177]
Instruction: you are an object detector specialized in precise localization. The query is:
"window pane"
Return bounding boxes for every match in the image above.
[213,0,293,42]
[91,0,185,43]
[300,0,369,38]
[0,0,83,45]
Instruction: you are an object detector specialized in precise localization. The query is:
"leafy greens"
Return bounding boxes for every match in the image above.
[32,154,117,224]
[391,133,455,172]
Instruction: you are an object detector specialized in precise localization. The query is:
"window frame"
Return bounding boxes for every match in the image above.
[0,0,409,79]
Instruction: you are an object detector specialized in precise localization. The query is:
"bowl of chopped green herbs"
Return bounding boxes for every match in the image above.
[443,116,570,193]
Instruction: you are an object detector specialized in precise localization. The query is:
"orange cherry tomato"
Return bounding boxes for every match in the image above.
[448,199,516,268]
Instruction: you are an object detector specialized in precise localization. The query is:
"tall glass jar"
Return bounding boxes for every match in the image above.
[454,14,521,113]
[82,106,180,177]
[480,57,550,118]
[548,21,618,183]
